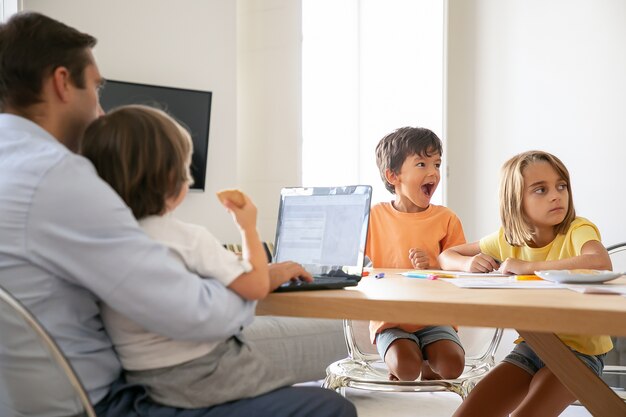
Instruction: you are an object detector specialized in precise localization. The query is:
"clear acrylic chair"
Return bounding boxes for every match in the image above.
[602,242,626,400]
[0,284,96,417]
[323,320,502,399]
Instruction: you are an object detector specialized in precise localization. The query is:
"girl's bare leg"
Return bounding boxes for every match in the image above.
[511,367,575,417]
[452,362,532,417]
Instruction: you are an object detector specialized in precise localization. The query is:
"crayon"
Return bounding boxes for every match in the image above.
[515,275,543,281]
[404,272,440,280]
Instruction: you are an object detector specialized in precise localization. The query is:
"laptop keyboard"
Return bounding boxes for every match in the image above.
[281,276,350,288]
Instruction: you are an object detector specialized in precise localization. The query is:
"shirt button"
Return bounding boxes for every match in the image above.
[240,326,244,331]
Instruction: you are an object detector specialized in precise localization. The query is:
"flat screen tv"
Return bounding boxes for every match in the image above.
[99,80,212,190]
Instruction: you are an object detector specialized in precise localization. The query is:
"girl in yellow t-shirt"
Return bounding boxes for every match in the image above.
[439,150,612,417]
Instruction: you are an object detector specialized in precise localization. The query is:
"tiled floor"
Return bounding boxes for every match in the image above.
[345,388,592,417]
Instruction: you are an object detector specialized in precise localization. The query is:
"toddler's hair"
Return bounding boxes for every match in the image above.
[500,150,576,246]
[81,104,193,219]
[375,127,443,194]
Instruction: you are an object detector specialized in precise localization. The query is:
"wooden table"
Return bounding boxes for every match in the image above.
[257,269,626,416]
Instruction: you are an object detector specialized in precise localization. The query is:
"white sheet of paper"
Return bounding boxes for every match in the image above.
[563,284,626,296]
[402,270,510,278]
[440,277,562,289]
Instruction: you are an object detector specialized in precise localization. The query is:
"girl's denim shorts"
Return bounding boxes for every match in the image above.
[503,341,606,376]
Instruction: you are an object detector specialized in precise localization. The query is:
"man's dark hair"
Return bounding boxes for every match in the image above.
[375,126,443,194]
[0,12,97,111]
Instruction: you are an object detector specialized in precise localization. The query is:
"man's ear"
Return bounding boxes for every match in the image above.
[50,66,72,103]
[384,169,398,186]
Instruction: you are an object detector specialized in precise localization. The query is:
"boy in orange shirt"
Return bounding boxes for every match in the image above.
[366,126,466,381]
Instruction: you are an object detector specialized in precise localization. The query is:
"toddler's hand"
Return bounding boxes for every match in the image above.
[268,262,313,291]
[221,192,257,231]
[466,254,499,273]
[409,248,429,269]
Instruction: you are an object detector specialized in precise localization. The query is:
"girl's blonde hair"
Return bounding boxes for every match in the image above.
[81,104,193,219]
[500,150,576,246]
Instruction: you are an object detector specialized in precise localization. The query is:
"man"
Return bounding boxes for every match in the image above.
[0,12,356,417]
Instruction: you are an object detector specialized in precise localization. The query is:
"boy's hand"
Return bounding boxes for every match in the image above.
[409,248,429,269]
[220,192,257,231]
[466,254,499,273]
[499,258,531,275]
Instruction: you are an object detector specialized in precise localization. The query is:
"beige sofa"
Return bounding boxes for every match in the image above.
[244,316,347,383]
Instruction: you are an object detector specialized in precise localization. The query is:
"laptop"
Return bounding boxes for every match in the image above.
[272,185,372,292]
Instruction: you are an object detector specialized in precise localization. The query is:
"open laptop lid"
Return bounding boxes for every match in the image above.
[273,185,372,281]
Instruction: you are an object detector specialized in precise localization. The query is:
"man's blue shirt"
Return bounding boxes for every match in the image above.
[0,114,255,404]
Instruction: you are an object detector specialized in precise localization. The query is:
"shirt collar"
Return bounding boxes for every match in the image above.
[0,113,61,145]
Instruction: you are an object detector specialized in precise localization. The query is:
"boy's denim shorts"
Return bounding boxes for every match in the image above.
[375,325,463,360]
[503,341,606,376]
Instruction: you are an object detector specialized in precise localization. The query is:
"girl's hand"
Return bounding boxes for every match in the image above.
[466,254,499,273]
[409,248,429,269]
[221,193,257,231]
[499,258,532,275]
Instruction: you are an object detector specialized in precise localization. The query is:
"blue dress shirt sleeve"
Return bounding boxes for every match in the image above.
[26,154,254,342]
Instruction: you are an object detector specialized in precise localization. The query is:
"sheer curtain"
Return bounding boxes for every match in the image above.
[302,0,445,205]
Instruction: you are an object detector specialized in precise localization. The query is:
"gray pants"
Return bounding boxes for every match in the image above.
[125,335,290,408]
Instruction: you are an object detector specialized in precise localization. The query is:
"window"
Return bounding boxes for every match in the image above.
[1,0,20,22]
[302,0,445,205]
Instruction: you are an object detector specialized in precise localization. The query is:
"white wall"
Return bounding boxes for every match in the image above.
[23,0,626,248]
[447,0,626,245]
[237,0,302,242]
[23,0,301,243]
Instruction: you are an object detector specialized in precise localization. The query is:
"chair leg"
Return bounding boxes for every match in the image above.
[321,374,333,389]
[456,379,477,400]
[322,374,348,397]
[322,374,342,391]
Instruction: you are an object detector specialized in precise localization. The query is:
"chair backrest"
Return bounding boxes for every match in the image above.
[604,243,626,389]
[346,320,502,365]
[0,285,96,417]
[607,242,626,272]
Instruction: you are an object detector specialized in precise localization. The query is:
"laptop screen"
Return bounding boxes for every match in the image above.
[273,185,372,278]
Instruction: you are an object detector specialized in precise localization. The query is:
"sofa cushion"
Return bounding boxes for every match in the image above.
[243,316,346,383]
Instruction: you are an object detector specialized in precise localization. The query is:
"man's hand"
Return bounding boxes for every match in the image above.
[268,262,313,291]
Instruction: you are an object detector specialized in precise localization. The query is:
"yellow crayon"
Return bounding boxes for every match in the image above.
[431,273,457,278]
[515,275,543,281]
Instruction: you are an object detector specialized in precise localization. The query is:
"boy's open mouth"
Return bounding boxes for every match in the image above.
[421,182,435,197]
